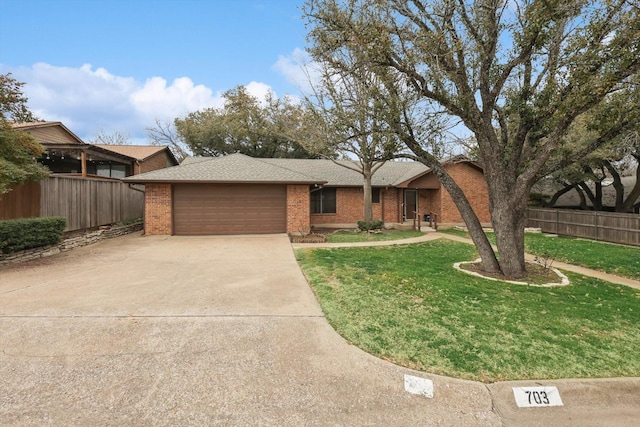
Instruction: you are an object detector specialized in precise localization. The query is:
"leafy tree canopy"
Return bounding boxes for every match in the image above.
[0,73,48,194]
[175,86,327,159]
[0,73,39,123]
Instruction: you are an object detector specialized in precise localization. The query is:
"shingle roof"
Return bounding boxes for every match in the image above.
[11,121,62,130]
[124,153,437,186]
[93,144,171,161]
[124,153,326,184]
[258,158,430,186]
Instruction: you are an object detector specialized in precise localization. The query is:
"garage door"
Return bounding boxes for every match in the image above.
[173,184,287,235]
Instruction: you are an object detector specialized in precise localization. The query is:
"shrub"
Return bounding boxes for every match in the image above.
[0,216,66,255]
[357,220,384,232]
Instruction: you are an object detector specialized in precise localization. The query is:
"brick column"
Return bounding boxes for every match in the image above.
[287,185,310,234]
[144,183,172,235]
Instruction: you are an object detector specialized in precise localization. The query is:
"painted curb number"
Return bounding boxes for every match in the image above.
[513,386,563,408]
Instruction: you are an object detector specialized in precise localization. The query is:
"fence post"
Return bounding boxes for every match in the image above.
[594,211,598,241]
[556,209,559,235]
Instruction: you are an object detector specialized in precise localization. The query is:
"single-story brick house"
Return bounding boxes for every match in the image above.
[124,153,490,235]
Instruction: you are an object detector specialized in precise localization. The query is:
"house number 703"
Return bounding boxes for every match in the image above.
[512,386,563,407]
[525,390,550,405]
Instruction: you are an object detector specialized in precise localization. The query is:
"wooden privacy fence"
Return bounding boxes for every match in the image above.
[527,208,640,247]
[1,176,144,232]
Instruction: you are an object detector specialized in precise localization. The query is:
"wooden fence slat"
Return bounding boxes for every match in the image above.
[528,208,640,247]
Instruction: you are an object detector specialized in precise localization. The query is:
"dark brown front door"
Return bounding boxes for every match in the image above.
[404,189,417,220]
[173,184,287,235]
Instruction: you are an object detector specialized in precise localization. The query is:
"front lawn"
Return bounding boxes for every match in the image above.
[440,229,640,280]
[325,229,424,243]
[297,240,640,382]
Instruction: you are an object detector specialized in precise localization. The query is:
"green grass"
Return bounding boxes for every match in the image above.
[325,229,424,243]
[297,240,640,382]
[439,229,640,280]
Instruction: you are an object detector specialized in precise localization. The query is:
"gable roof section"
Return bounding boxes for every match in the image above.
[94,144,179,165]
[124,153,325,184]
[12,121,86,145]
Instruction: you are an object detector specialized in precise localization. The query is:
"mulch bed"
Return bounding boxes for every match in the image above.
[460,261,560,285]
[290,234,327,243]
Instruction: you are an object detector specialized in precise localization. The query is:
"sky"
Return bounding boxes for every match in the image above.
[0,0,313,143]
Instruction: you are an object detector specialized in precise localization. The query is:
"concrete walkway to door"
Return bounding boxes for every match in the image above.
[1,233,638,426]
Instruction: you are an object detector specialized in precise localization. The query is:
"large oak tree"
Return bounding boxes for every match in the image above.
[304,0,640,278]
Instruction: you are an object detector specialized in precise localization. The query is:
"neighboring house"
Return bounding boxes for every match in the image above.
[124,153,490,236]
[2,122,178,229]
[13,121,135,178]
[93,144,179,174]
[12,122,178,178]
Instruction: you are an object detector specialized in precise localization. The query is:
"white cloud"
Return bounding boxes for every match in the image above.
[273,48,321,95]
[130,76,224,122]
[244,81,276,105]
[3,62,276,144]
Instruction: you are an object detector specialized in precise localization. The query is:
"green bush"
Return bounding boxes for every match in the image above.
[357,219,384,232]
[0,216,66,255]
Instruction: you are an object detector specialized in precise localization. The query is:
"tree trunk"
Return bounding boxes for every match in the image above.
[429,164,501,274]
[578,181,602,210]
[576,184,589,209]
[604,160,625,211]
[363,164,373,222]
[482,156,529,279]
[620,160,640,213]
[545,183,578,207]
[490,199,528,278]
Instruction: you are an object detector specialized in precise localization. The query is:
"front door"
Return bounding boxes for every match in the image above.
[404,189,417,220]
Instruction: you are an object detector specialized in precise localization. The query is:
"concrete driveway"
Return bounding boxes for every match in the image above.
[1,233,638,426]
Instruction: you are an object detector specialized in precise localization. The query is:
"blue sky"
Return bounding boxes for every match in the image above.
[0,0,311,143]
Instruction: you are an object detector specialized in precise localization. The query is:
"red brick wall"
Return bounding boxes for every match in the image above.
[287,185,310,234]
[440,163,490,224]
[311,187,380,225]
[382,187,401,223]
[144,183,172,235]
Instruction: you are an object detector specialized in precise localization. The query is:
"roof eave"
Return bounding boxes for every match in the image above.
[122,179,327,185]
